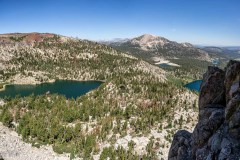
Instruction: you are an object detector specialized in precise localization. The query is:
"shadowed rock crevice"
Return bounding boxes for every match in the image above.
[168,60,240,160]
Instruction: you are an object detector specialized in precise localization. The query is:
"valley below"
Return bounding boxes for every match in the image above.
[0,32,238,160]
[1,0,240,159]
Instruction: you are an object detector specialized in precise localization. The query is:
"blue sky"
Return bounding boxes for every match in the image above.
[0,0,240,46]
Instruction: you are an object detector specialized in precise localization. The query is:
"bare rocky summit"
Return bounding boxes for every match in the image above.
[168,60,240,160]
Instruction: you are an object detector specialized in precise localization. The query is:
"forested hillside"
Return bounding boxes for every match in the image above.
[0,33,198,159]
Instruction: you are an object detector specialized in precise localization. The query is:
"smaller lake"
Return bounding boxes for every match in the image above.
[185,80,202,92]
[159,63,172,68]
[0,80,103,99]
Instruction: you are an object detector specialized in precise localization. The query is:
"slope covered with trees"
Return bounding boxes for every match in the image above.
[0,33,198,159]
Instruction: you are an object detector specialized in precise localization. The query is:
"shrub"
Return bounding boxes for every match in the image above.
[0,109,13,127]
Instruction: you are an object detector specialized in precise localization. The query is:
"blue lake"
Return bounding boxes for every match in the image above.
[0,80,103,99]
[185,80,202,92]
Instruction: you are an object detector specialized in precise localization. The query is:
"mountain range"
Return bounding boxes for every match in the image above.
[101,34,240,62]
[201,46,240,60]
[101,34,211,61]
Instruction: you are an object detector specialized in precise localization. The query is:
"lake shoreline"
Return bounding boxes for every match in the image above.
[57,78,105,83]
[153,57,180,67]
[184,80,202,92]
[0,79,105,92]
[155,62,180,67]
[0,79,103,99]
[0,85,6,92]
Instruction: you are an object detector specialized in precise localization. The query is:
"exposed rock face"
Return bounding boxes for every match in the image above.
[0,153,3,160]
[168,130,192,160]
[199,66,225,108]
[168,60,240,160]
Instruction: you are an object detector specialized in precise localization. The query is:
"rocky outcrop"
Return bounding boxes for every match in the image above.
[168,60,240,160]
[168,130,192,160]
[0,154,3,160]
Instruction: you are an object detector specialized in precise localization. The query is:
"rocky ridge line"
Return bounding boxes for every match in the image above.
[168,60,240,160]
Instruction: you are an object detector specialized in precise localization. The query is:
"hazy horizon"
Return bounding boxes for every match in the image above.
[1,0,240,46]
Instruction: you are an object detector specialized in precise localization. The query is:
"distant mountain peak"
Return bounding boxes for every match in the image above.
[107,34,211,61]
[131,34,170,50]
[136,34,160,43]
[140,33,158,38]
